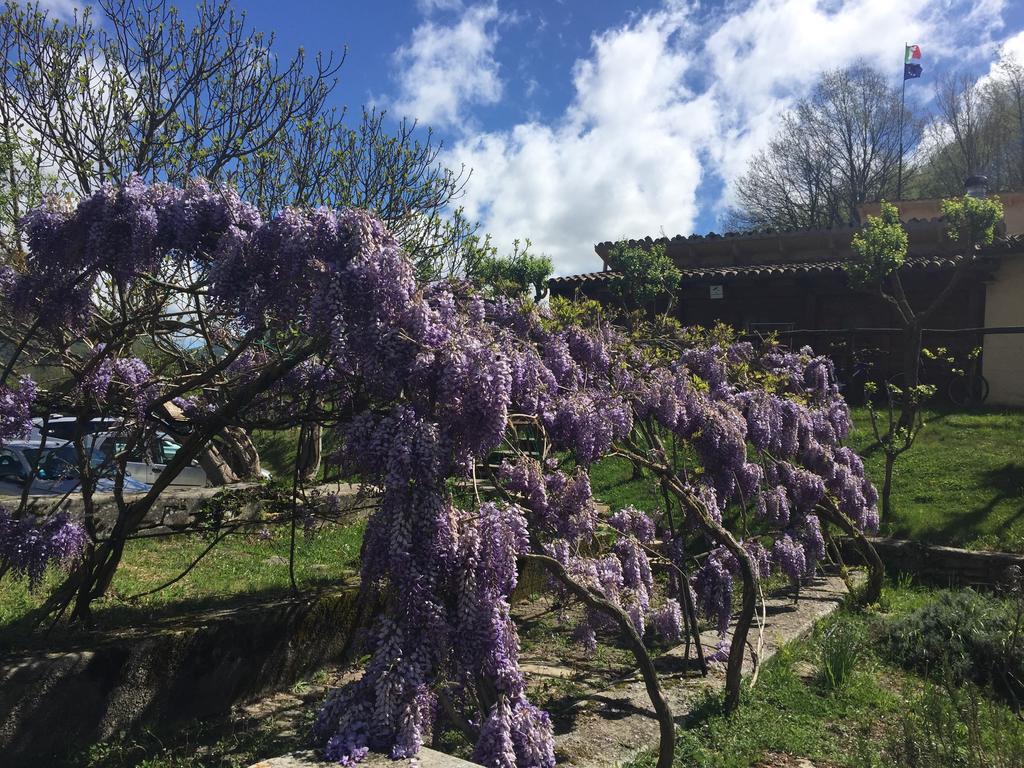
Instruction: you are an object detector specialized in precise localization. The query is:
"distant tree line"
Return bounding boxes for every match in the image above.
[915,55,1024,197]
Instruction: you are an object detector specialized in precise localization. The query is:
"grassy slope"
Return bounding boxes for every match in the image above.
[590,407,1024,553]
[848,406,1024,551]
[0,520,365,635]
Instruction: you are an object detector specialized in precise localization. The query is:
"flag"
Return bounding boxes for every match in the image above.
[904,44,922,80]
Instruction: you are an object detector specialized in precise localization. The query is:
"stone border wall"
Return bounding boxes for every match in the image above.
[12,481,363,536]
[0,584,375,768]
[841,536,1024,586]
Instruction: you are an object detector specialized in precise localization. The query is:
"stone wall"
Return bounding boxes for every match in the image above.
[0,584,375,767]
[13,481,363,535]
[842,536,1024,586]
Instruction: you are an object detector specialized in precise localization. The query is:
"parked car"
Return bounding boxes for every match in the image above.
[89,432,209,487]
[0,439,151,495]
[30,417,210,487]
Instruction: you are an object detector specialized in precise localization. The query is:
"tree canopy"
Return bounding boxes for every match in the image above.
[604,240,682,311]
[727,64,918,231]
[914,52,1024,197]
[0,0,471,277]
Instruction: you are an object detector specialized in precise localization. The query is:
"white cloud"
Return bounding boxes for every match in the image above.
[416,0,463,14]
[994,28,1024,66]
[14,0,81,18]
[409,0,1014,275]
[392,3,503,129]
[446,7,710,276]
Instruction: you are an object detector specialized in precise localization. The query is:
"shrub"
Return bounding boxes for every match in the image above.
[879,590,1023,707]
[879,675,1024,768]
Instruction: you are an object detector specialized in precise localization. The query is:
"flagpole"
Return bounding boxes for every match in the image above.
[897,43,906,202]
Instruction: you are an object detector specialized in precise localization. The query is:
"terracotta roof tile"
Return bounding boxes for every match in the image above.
[549,244,1020,287]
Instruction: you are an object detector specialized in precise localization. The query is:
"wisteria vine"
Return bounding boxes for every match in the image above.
[0,179,882,768]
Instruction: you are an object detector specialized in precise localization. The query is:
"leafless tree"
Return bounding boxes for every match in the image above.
[917,53,1024,196]
[727,63,918,231]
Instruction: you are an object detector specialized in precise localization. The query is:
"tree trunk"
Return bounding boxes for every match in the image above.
[218,426,263,480]
[297,422,322,483]
[196,440,243,485]
[664,476,756,713]
[898,322,922,431]
[881,451,896,523]
[195,427,262,485]
[162,401,261,485]
[819,501,884,605]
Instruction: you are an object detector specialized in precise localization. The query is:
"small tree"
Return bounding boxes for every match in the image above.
[0,0,471,482]
[604,240,682,313]
[467,236,553,301]
[846,196,1004,521]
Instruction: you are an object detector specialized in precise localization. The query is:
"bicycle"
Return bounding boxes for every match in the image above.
[887,346,989,407]
[947,346,989,406]
[840,345,886,406]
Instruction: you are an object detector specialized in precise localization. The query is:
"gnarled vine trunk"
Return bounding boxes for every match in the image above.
[819,500,885,605]
[297,422,322,482]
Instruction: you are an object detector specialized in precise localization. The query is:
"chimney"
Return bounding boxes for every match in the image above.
[965,175,988,198]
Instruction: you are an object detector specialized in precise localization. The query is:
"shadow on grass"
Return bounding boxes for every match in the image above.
[919,462,1024,548]
[0,574,357,655]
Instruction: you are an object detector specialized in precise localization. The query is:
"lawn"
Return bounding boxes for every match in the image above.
[848,406,1024,552]
[626,581,1024,768]
[0,518,365,640]
[590,406,1024,553]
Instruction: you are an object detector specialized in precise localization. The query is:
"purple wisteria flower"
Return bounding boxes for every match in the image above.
[0,508,88,589]
[0,377,37,443]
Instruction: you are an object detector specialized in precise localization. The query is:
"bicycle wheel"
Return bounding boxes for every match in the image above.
[948,375,990,406]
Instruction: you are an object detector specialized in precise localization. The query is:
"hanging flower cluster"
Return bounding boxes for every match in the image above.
[0,377,37,442]
[0,507,88,589]
[482,310,879,662]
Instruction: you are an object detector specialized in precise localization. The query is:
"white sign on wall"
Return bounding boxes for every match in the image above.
[709,284,724,300]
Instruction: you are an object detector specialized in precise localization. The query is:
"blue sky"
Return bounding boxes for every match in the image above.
[43,0,1024,275]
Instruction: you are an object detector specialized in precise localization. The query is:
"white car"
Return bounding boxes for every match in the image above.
[0,439,152,495]
[31,417,210,487]
[90,432,209,487]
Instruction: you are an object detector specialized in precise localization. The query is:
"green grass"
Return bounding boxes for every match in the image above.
[627,581,1024,768]
[0,519,365,637]
[589,406,1024,553]
[251,428,346,482]
[847,406,1024,552]
[251,428,303,480]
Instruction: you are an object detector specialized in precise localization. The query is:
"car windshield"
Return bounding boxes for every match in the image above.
[22,445,82,479]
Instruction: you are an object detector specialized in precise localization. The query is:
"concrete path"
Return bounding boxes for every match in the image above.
[548,574,850,768]
[250,573,853,768]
